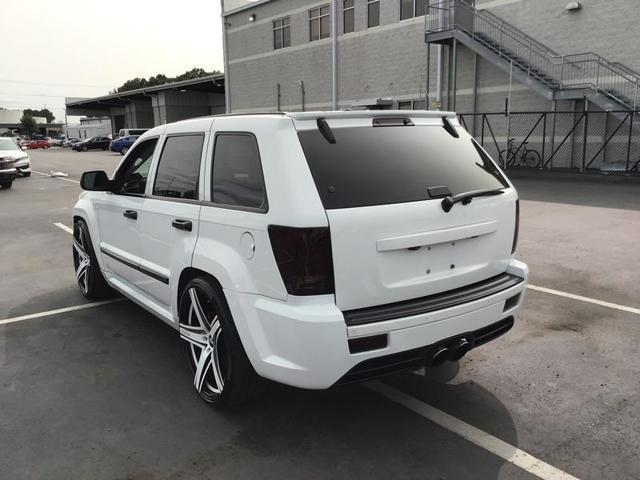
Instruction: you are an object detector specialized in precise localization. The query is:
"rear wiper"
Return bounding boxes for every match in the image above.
[317,118,336,144]
[441,189,505,212]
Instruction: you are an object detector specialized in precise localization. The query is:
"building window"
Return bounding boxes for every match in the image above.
[368,0,380,28]
[310,5,331,41]
[273,17,291,49]
[401,0,429,20]
[343,0,354,34]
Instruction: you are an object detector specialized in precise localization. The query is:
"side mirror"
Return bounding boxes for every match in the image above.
[80,170,111,191]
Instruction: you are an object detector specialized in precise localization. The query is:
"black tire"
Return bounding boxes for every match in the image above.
[179,277,264,408]
[1,181,12,189]
[120,146,129,156]
[524,150,541,168]
[81,146,88,152]
[23,172,31,177]
[73,219,113,300]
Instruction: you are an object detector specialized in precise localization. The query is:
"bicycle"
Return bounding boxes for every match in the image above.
[499,138,541,168]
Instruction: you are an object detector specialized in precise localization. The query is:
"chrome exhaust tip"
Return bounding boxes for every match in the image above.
[430,346,450,366]
[449,338,471,361]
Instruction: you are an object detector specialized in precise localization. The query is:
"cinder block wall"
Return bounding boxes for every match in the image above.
[225,0,636,114]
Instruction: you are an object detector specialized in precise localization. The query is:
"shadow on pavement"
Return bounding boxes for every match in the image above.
[0,300,523,480]
[508,170,640,211]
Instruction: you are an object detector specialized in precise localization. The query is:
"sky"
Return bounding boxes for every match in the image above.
[0,0,224,123]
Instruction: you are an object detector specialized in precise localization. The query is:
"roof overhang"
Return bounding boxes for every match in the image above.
[223,0,273,16]
[65,74,225,112]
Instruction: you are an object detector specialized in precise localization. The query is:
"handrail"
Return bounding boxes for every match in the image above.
[426,0,640,109]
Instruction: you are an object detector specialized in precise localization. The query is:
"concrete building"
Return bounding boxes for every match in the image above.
[222,0,640,113]
[66,74,225,136]
[221,0,640,172]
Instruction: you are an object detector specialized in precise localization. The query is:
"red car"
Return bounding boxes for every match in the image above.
[27,139,51,149]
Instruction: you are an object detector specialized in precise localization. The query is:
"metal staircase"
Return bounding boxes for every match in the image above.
[425,0,640,112]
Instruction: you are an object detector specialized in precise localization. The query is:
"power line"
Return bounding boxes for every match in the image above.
[0,77,112,89]
[0,99,65,105]
[0,92,70,99]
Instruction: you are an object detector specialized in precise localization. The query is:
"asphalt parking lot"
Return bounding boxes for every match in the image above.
[1,148,639,480]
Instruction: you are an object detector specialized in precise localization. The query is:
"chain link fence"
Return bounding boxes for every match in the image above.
[458,111,640,174]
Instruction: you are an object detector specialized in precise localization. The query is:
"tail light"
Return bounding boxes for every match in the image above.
[512,200,520,254]
[268,226,335,296]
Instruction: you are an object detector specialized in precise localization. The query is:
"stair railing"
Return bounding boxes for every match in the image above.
[426,0,640,109]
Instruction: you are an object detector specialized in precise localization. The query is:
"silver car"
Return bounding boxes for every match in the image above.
[0,137,30,177]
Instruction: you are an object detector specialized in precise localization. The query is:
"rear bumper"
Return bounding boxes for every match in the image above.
[226,259,528,389]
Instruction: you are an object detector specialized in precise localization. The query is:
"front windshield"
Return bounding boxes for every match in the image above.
[0,138,19,151]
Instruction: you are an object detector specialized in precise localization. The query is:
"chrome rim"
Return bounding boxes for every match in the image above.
[180,287,225,397]
[73,227,90,294]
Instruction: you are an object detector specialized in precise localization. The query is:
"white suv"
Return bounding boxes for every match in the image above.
[73,111,528,407]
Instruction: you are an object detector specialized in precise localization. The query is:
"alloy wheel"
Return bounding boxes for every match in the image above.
[180,287,226,400]
[73,226,90,294]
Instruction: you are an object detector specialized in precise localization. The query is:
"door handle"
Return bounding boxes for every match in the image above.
[172,219,192,232]
[123,210,137,220]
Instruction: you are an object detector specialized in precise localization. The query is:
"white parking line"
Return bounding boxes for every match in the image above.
[367,381,580,480]
[527,284,640,316]
[0,298,124,326]
[53,222,73,234]
[32,170,80,184]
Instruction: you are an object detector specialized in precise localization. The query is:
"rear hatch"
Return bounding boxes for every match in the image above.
[295,113,518,311]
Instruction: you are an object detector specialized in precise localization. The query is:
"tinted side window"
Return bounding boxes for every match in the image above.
[114,138,158,195]
[212,134,267,210]
[153,134,204,200]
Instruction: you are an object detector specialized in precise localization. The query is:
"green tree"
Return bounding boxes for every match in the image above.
[23,108,55,123]
[111,68,221,93]
[174,68,214,82]
[20,115,38,138]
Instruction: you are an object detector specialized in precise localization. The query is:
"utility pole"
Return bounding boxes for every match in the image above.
[331,0,338,110]
[220,0,231,114]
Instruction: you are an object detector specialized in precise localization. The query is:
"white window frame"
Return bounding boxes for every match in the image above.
[273,16,291,50]
[309,5,331,41]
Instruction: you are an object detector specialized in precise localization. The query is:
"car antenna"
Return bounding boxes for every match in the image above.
[317,118,336,144]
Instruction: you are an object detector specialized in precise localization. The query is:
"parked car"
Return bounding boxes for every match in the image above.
[0,155,17,189]
[63,138,80,148]
[73,111,528,408]
[0,137,30,177]
[51,138,66,146]
[117,128,149,138]
[26,139,50,149]
[110,135,139,155]
[72,136,110,152]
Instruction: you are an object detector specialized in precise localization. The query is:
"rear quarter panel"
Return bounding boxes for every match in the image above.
[192,116,329,302]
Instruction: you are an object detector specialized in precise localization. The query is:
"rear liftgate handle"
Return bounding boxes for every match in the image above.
[172,219,192,232]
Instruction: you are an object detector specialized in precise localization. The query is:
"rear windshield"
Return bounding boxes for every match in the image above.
[297,125,509,209]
